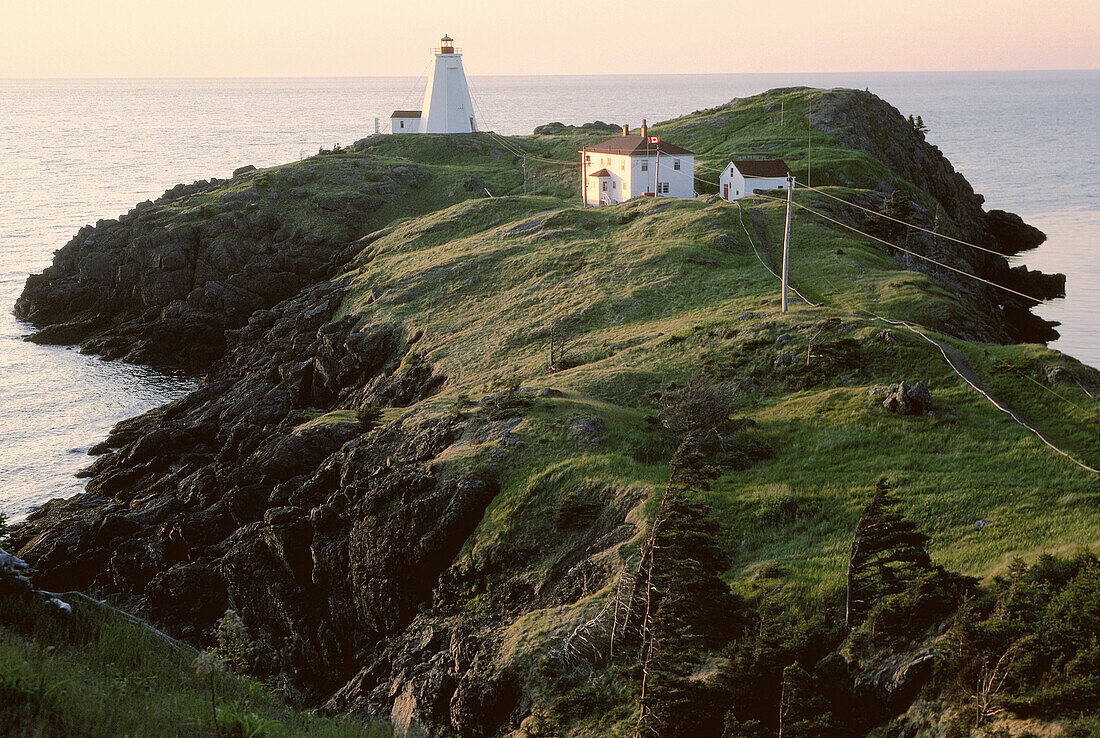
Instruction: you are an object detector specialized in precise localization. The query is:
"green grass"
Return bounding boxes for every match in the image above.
[315,89,1100,653]
[0,594,389,737]
[29,87,1099,733]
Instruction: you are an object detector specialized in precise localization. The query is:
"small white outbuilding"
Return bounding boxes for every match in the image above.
[391,110,422,134]
[719,160,791,201]
[580,121,695,206]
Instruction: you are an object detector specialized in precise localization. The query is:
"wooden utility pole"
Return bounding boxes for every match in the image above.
[781,173,793,312]
[807,95,813,187]
[522,154,527,194]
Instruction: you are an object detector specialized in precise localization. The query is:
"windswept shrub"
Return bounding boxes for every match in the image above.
[658,375,737,440]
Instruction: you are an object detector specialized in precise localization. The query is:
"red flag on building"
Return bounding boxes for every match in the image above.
[647,136,660,144]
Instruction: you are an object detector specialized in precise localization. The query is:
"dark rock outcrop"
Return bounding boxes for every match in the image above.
[882,381,934,415]
[533,120,622,135]
[11,260,641,731]
[6,89,1080,736]
[11,271,483,699]
[808,89,1063,342]
[15,160,428,371]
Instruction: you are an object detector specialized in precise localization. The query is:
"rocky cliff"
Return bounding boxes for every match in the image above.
[11,89,1099,737]
[658,87,1064,343]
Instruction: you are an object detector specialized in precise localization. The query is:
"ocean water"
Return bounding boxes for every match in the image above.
[1,71,1096,520]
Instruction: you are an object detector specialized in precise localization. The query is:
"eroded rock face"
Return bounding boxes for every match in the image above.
[808,89,1063,343]
[11,272,478,699]
[14,161,428,371]
[11,259,640,733]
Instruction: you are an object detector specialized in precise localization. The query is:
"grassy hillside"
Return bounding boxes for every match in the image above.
[12,87,1099,736]
[322,90,1097,732]
[0,593,388,737]
[333,190,1099,596]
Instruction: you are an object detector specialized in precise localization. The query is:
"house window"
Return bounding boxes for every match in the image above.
[658,182,670,194]
[612,181,616,189]
[585,155,591,163]
[400,121,404,128]
[621,159,625,170]
[602,182,607,191]
[673,159,680,170]
[640,160,648,171]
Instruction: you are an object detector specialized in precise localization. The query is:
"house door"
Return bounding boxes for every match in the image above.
[723,184,729,200]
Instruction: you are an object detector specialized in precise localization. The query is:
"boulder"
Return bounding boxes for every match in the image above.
[882,381,933,415]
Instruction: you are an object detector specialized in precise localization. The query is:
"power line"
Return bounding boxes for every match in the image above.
[870,314,1100,475]
[730,194,1098,472]
[734,199,819,307]
[796,182,1013,260]
[752,191,1049,304]
[374,123,1097,472]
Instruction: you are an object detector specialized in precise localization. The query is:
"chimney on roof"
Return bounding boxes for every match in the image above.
[622,124,629,136]
[640,119,648,138]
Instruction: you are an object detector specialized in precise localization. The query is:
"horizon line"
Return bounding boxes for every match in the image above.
[2,68,1098,82]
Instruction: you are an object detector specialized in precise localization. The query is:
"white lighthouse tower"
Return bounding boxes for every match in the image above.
[418,35,478,134]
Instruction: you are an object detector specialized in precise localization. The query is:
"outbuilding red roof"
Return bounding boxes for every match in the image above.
[587,168,613,177]
[731,160,790,178]
[584,134,694,157]
[391,110,422,118]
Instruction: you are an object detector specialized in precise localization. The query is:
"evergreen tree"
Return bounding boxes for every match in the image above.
[777,663,832,738]
[634,439,748,737]
[845,477,934,627]
[865,189,919,250]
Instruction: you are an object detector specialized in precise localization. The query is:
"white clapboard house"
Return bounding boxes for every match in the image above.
[719,160,792,201]
[581,121,695,206]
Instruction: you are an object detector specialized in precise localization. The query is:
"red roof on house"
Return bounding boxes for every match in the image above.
[731,160,790,178]
[583,134,694,157]
[588,168,613,177]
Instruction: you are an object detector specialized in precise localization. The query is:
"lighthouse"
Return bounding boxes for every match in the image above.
[419,35,478,133]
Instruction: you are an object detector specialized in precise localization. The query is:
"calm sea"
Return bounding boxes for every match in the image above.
[1,71,1097,520]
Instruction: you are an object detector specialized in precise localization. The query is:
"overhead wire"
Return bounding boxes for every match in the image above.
[797,182,1012,259]
[870,314,1100,475]
[381,108,1098,472]
[461,65,581,166]
[400,57,435,111]
[1004,364,1092,415]
[733,199,819,307]
[751,190,1049,304]
[719,183,1098,473]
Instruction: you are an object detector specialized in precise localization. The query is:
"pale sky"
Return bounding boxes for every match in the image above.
[1,0,1097,78]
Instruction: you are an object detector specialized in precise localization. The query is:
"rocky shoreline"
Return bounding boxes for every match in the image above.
[8,89,1089,736]
[15,152,429,371]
